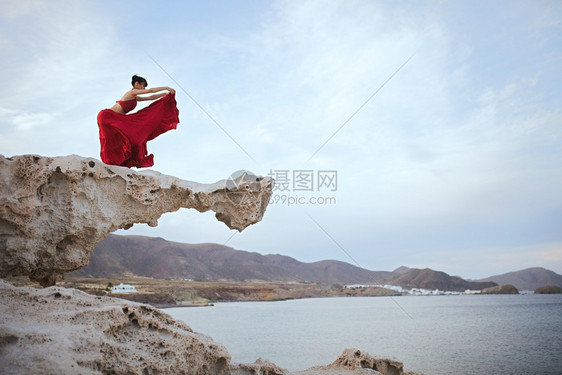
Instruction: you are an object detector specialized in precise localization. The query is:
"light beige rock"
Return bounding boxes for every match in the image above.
[294,348,406,375]
[230,358,289,375]
[0,154,273,286]
[0,281,422,375]
[0,279,231,375]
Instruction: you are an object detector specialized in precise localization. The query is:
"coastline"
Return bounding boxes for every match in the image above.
[7,276,545,310]
[7,276,401,306]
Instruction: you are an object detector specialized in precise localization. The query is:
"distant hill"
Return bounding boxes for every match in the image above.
[73,235,562,291]
[392,266,412,275]
[72,234,394,285]
[477,267,562,290]
[383,268,497,292]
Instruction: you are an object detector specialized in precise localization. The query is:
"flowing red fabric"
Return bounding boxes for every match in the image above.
[97,93,179,168]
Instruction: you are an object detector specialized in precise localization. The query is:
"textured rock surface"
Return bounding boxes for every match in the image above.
[0,281,422,375]
[294,348,419,375]
[0,280,231,374]
[230,358,289,374]
[0,154,273,286]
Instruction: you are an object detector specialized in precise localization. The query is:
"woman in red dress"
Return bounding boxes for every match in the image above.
[97,75,180,168]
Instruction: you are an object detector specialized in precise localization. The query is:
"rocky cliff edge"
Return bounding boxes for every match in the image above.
[0,154,273,286]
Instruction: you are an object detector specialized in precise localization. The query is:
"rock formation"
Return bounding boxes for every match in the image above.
[294,348,422,375]
[0,280,231,374]
[0,154,273,286]
[0,280,420,374]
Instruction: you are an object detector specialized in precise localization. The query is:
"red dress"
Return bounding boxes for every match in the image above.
[97,93,179,168]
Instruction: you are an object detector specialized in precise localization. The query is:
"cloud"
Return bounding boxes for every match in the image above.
[1,107,59,131]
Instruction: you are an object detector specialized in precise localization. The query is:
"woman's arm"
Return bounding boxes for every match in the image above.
[133,86,175,95]
[121,87,175,101]
[137,92,168,101]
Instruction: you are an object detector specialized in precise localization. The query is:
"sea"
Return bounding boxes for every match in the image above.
[165,294,562,374]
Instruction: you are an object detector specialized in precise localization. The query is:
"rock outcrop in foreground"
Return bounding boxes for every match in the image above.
[0,155,273,286]
[0,280,420,374]
[294,348,421,375]
[0,280,229,374]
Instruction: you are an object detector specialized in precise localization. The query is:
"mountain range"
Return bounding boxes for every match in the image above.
[73,234,393,285]
[476,267,562,291]
[72,234,562,291]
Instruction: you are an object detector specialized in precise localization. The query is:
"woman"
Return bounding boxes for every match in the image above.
[97,75,180,168]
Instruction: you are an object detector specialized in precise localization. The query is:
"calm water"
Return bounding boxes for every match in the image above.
[166,294,562,374]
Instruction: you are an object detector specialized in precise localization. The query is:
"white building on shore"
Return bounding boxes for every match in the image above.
[111,283,138,293]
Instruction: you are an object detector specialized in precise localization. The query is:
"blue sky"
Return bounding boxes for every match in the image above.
[1,0,561,279]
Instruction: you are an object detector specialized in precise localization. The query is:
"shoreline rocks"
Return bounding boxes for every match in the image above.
[0,280,230,374]
[0,280,420,374]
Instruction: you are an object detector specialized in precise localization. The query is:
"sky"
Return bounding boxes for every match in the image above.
[1,0,561,279]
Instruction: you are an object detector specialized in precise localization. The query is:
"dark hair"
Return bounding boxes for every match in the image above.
[132,75,148,87]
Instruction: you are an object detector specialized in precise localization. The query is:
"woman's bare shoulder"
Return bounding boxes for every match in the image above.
[120,89,141,101]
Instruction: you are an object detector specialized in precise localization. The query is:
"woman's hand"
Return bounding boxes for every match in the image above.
[168,87,176,94]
